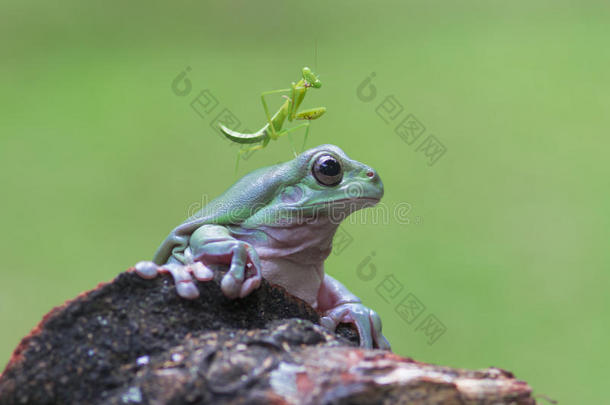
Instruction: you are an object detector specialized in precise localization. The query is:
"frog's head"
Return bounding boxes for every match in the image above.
[240,144,383,227]
[290,144,383,212]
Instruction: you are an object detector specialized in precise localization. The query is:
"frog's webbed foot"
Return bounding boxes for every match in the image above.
[133,260,214,299]
[320,303,391,350]
[134,239,263,301]
[191,239,262,299]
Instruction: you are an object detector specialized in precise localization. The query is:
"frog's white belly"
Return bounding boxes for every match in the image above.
[229,220,339,309]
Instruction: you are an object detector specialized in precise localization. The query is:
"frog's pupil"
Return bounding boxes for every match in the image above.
[320,158,340,176]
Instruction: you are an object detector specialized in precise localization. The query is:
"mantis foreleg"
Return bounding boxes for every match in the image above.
[260,88,291,139]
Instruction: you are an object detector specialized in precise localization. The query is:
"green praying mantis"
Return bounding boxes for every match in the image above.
[219,67,326,167]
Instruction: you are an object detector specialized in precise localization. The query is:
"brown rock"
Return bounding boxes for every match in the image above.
[0,269,534,404]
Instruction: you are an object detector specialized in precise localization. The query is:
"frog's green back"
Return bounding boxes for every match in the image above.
[152,160,300,265]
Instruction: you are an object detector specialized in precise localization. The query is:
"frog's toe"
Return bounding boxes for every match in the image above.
[220,273,241,299]
[321,303,386,349]
[176,280,200,299]
[161,263,200,300]
[221,264,261,299]
[239,274,261,298]
[191,261,214,281]
[241,247,263,296]
[134,261,160,279]
[370,310,392,351]
[223,241,263,299]
[319,315,340,331]
[353,315,374,348]
[134,261,203,299]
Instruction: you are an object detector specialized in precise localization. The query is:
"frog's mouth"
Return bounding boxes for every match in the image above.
[306,196,381,210]
[257,196,381,228]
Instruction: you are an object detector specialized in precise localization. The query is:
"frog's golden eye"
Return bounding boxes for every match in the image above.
[313,154,343,186]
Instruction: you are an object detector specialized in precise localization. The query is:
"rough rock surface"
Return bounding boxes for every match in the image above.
[0,269,535,405]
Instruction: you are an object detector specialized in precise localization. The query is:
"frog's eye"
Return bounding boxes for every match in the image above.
[313,154,343,186]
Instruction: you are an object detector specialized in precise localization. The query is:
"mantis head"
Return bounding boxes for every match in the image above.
[302,67,322,88]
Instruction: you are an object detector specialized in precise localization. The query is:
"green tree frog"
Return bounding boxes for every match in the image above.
[134,144,390,349]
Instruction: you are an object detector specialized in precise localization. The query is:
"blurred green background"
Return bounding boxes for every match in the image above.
[1,1,608,402]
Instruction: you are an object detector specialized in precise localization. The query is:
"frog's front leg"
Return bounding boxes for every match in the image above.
[134,225,262,300]
[317,274,391,350]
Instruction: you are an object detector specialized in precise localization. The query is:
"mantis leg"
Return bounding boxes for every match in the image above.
[288,83,298,121]
[301,121,310,152]
[286,130,297,156]
[289,84,308,121]
[260,88,290,140]
[240,137,270,155]
[234,137,271,172]
[274,122,311,156]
